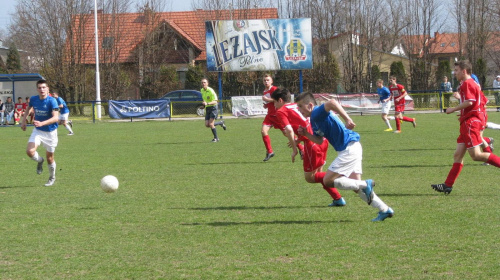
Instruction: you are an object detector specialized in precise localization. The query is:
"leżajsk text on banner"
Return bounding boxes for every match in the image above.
[205,18,313,72]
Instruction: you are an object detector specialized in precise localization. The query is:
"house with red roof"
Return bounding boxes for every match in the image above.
[68,8,278,98]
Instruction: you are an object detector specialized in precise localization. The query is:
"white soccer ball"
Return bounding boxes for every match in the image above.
[101,175,119,193]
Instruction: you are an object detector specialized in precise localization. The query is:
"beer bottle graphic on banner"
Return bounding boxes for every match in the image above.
[210,19,282,71]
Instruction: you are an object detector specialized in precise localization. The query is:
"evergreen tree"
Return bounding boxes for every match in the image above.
[185,64,206,90]
[390,61,407,86]
[474,58,487,88]
[0,57,7,74]
[435,60,452,88]
[6,44,21,73]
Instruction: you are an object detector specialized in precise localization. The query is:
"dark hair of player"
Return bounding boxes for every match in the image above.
[271,88,291,102]
[295,92,317,106]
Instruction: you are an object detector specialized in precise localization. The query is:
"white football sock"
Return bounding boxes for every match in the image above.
[388,116,395,120]
[48,162,56,178]
[65,124,73,133]
[358,191,389,212]
[31,152,43,163]
[384,119,392,129]
[333,176,367,191]
[487,122,500,130]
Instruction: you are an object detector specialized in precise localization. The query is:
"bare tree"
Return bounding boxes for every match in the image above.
[9,0,94,102]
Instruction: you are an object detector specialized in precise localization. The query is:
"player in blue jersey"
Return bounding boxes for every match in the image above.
[52,92,74,135]
[376,79,394,131]
[295,92,394,221]
[20,80,60,187]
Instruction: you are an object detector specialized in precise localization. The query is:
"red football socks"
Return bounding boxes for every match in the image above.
[262,135,272,154]
[486,153,500,167]
[315,172,342,200]
[445,162,463,187]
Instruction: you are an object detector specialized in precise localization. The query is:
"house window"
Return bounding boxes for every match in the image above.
[102,37,114,49]
[441,43,446,47]
[450,42,456,47]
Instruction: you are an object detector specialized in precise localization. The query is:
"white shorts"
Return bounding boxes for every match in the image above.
[328,141,362,177]
[28,128,58,153]
[381,101,391,115]
[59,113,69,121]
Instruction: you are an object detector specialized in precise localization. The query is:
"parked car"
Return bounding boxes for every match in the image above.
[161,90,205,116]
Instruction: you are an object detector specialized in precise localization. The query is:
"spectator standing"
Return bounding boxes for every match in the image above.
[441,76,453,108]
[493,75,500,112]
[0,99,4,125]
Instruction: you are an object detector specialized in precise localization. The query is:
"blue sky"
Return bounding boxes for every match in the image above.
[0,0,194,33]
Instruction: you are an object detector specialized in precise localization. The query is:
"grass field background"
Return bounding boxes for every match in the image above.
[1,112,499,279]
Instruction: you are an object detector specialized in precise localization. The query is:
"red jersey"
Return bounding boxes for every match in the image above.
[275,103,311,141]
[389,84,406,106]
[22,102,28,110]
[15,102,24,112]
[263,86,278,115]
[459,78,484,123]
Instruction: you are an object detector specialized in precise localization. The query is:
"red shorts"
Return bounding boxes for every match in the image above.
[457,118,483,148]
[263,114,281,129]
[395,104,405,113]
[302,140,328,172]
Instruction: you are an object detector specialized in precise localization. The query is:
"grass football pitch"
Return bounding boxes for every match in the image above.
[1,112,499,279]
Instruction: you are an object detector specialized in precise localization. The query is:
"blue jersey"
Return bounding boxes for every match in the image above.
[310,104,360,152]
[377,86,391,101]
[56,96,69,114]
[30,95,59,132]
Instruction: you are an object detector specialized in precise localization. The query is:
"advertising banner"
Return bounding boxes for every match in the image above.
[314,93,414,112]
[109,99,170,119]
[206,18,313,72]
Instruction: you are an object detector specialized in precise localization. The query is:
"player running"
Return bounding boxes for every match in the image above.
[431,60,500,194]
[271,89,346,207]
[20,80,60,187]
[295,92,394,221]
[201,78,226,142]
[389,76,416,133]
[52,92,74,135]
[376,79,394,131]
[261,74,280,161]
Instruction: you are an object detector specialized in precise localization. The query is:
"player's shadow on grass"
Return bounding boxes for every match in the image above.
[376,193,436,197]
[185,160,290,165]
[189,205,325,210]
[371,164,450,168]
[382,148,455,152]
[182,220,352,226]
[150,141,209,145]
[0,185,36,189]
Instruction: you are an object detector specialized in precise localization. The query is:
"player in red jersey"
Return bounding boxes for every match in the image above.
[14,97,24,124]
[432,60,500,194]
[261,74,280,161]
[271,88,346,207]
[388,76,416,133]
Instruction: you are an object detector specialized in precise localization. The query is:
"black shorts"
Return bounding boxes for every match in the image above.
[205,106,218,120]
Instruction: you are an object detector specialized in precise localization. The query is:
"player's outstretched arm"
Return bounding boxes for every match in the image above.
[446,100,473,114]
[283,125,298,162]
[20,105,32,131]
[297,125,323,144]
[324,99,356,129]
